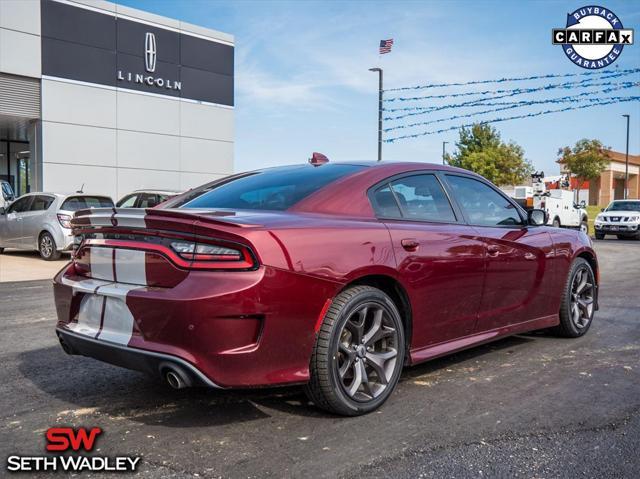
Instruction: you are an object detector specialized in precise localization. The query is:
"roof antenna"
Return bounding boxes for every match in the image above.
[76,183,84,194]
[309,152,329,166]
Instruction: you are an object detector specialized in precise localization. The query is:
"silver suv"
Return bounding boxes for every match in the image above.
[0,193,114,260]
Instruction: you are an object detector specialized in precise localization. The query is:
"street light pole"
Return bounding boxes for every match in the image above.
[442,141,448,165]
[623,114,630,199]
[369,68,383,162]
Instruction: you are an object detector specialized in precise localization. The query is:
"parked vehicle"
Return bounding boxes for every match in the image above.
[594,199,640,240]
[510,172,589,234]
[54,162,598,416]
[116,190,180,209]
[0,193,114,260]
[0,180,15,209]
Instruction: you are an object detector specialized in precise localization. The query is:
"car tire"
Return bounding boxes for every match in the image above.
[594,232,605,240]
[0,247,4,254]
[552,217,561,228]
[551,258,596,338]
[579,220,588,235]
[305,285,405,416]
[39,232,61,261]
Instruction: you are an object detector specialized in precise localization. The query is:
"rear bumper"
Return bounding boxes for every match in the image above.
[53,263,342,388]
[56,328,221,388]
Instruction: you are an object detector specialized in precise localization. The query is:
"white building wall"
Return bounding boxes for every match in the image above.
[0,0,41,78]
[41,79,234,199]
[36,1,234,201]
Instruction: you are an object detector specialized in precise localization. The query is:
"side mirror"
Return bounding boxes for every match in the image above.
[528,209,547,226]
[580,200,586,208]
[600,208,605,212]
[0,207,5,215]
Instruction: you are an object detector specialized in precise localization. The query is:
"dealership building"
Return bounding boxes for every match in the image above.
[0,0,234,201]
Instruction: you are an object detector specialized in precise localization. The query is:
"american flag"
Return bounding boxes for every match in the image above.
[379,39,394,54]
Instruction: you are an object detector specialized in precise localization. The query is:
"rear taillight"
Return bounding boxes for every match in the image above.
[57,214,72,229]
[170,240,243,262]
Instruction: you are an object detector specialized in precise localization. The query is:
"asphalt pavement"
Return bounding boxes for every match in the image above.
[0,239,638,478]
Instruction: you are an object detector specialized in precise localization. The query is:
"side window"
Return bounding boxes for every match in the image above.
[138,194,159,208]
[7,196,32,213]
[388,174,456,222]
[117,195,138,208]
[30,195,55,211]
[372,185,402,218]
[446,175,522,227]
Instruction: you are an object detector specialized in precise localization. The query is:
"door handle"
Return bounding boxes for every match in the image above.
[487,245,500,257]
[401,238,419,252]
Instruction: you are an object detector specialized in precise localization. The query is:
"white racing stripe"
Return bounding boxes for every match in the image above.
[89,247,114,281]
[115,249,147,285]
[86,210,147,228]
[62,276,145,346]
[97,296,136,345]
[68,294,104,337]
[61,276,112,295]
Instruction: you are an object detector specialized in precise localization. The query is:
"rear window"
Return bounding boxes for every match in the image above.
[179,164,366,211]
[61,196,114,211]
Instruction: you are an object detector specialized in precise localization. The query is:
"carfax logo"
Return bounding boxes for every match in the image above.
[552,5,634,69]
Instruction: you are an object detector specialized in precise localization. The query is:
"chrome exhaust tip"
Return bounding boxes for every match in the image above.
[164,366,192,389]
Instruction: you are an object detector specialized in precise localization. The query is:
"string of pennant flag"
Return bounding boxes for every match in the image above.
[384,67,640,92]
[383,96,640,143]
[383,78,639,121]
[384,86,639,133]
[383,69,637,104]
[375,38,639,143]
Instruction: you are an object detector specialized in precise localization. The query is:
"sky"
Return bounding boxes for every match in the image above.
[118,0,640,175]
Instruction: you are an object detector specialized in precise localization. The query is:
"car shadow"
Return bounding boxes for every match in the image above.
[400,335,535,381]
[17,335,539,425]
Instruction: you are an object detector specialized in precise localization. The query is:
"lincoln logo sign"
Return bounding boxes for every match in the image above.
[145,32,157,72]
[116,31,182,91]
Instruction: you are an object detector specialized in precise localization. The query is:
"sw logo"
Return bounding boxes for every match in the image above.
[552,5,634,69]
[45,427,102,452]
[5,426,140,473]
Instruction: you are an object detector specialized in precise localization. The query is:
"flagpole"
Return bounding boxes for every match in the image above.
[369,67,383,162]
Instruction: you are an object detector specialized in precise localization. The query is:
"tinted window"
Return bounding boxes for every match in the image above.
[30,195,55,211]
[446,175,522,227]
[117,194,138,208]
[388,175,456,222]
[61,196,114,211]
[181,164,366,211]
[7,196,32,213]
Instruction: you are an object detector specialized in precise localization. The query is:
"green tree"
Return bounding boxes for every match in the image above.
[445,123,533,185]
[557,139,610,184]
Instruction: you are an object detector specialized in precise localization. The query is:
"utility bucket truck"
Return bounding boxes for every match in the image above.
[510,172,589,235]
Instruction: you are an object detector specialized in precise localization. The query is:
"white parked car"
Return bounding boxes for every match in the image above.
[594,200,640,240]
[0,193,114,260]
[116,190,180,208]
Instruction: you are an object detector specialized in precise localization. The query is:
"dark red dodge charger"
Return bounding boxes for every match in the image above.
[54,161,598,415]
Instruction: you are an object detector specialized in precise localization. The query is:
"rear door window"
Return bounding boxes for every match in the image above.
[30,195,55,211]
[138,194,160,208]
[371,174,456,222]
